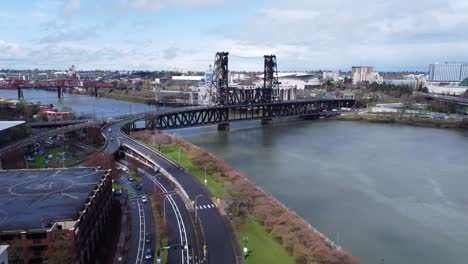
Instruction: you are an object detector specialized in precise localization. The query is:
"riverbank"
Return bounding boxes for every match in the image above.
[131,130,358,264]
[336,113,468,129]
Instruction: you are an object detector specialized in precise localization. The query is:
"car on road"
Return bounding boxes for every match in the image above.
[110,137,113,141]
[141,195,148,203]
[108,128,112,132]
[136,184,143,190]
[145,233,152,243]
[128,176,134,182]
[144,248,153,260]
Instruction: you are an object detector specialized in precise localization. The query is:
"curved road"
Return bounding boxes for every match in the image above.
[105,118,241,264]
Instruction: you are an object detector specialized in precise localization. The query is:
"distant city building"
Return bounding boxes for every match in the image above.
[255,72,320,90]
[0,245,8,264]
[322,71,340,82]
[428,63,468,82]
[351,66,383,85]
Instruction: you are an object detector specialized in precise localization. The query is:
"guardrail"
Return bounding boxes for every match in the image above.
[118,126,191,200]
[0,121,102,155]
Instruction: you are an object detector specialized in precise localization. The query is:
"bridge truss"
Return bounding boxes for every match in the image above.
[211,53,281,106]
[143,99,355,130]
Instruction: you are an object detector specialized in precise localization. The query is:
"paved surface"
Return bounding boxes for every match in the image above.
[105,119,242,264]
[117,168,156,264]
[0,168,104,230]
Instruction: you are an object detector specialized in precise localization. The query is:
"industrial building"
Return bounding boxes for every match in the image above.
[428,62,468,82]
[0,168,112,264]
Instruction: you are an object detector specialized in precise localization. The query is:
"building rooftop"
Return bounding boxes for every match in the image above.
[0,121,25,131]
[0,245,7,255]
[0,168,105,231]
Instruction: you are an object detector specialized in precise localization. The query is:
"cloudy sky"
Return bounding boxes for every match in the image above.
[1,0,468,71]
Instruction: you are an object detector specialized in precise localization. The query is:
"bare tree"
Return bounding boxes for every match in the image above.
[224,181,254,217]
[49,232,72,264]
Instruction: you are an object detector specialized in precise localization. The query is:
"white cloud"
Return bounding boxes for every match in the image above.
[211,0,468,70]
[64,0,82,16]
[121,0,222,10]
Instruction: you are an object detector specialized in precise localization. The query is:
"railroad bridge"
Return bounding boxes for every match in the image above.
[138,99,354,130]
[127,52,355,131]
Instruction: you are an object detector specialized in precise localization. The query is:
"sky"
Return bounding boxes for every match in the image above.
[1,0,468,72]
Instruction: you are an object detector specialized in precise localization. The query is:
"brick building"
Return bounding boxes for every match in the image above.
[0,168,113,263]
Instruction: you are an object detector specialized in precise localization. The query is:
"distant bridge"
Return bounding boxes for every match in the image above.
[0,79,114,100]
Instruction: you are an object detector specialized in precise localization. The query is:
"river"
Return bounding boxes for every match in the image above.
[180,120,468,264]
[0,89,160,118]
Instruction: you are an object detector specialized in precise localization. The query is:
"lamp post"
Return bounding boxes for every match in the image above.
[204,166,207,186]
[243,236,249,257]
[195,194,203,223]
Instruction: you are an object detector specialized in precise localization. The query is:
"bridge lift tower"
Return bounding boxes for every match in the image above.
[263,55,280,103]
[212,52,229,106]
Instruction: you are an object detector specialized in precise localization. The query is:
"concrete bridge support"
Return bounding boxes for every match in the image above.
[218,123,230,131]
[17,87,24,100]
[94,87,98,97]
[57,87,64,99]
[261,118,273,126]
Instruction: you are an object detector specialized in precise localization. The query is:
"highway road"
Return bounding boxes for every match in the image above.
[118,167,156,264]
[105,118,241,264]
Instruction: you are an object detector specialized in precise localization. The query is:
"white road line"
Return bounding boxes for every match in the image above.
[137,168,190,264]
[135,200,146,264]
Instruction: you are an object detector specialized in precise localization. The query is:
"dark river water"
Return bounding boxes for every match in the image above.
[0,89,160,118]
[4,89,468,263]
[180,120,468,264]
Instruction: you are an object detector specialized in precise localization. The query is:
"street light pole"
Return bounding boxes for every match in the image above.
[195,194,203,223]
[204,166,207,186]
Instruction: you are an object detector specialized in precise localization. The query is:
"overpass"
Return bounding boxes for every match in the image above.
[0,120,102,159]
[28,119,95,128]
[420,93,468,106]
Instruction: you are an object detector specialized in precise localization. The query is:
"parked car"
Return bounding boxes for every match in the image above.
[108,128,112,132]
[128,176,135,182]
[141,195,148,203]
[144,248,153,260]
[136,184,143,190]
[145,233,153,243]
[113,189,122,196]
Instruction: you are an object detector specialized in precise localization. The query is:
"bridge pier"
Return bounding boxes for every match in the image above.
[57,87,64,99]
[17,87,24,100]
[94,87,98,97]
[217,123,230,131]
[261,118,273,126]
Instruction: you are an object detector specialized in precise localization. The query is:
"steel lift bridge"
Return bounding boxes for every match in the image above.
[138,52,355,131]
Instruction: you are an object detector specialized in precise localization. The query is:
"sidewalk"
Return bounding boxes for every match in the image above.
[113,196,131,264]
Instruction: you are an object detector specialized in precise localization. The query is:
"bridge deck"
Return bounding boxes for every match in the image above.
[141,99,355,130]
